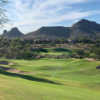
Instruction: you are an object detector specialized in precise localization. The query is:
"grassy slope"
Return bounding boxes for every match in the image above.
[0,58,100,100]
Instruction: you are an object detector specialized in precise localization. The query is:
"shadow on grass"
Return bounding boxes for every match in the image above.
[53,48,72,52]
[0,69,60,85]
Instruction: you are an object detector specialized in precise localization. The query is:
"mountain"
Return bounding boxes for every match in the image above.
[2,27,24,39]
[24,19,100,40]
[70,19,100,40]
[24,26,70,40]
[2,19,100,40]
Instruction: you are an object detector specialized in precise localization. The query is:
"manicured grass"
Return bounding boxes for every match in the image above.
[41,48,72,56]
[0,58,100,100]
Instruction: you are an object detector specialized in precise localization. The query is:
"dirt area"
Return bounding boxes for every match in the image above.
[0,60,33,75]
[85,58,96,62]
[0,66,31,74]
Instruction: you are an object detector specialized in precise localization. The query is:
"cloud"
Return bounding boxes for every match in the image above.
[2,0,99,34]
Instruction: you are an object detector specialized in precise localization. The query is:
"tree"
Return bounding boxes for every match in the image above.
[0,0,8,25]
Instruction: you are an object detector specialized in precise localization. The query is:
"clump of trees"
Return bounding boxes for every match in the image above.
[89,44,100,59]
[0,36,100,59]
[0,38,50,59]
[0,38,37,59]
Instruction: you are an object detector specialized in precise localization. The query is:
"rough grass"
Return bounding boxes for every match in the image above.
[0,58,100,100]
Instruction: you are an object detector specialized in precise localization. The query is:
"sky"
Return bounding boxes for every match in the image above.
[2,0,100,34]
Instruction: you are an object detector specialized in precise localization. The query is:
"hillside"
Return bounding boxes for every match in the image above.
[24,26,70,40]
[24,19,100,40]
[2,27,24,38]
[2,19,100,40]
[70,19,100,40]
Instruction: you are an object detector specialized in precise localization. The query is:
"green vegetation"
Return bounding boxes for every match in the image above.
[0,38,99,60]
[0,58,100,100]
[0,37,100,100]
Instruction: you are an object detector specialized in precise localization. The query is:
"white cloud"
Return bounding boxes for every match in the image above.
[2,0,98,34]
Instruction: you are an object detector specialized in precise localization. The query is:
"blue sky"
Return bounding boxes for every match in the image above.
[2,0,100,34]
